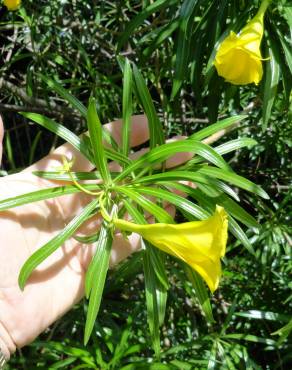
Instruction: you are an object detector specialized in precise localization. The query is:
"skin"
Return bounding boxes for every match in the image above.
[0,115,192,358]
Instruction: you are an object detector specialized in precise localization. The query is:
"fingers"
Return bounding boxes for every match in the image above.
[104,114,149,148]
[0,115,4,165]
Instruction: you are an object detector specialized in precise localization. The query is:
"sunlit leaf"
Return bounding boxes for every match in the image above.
[19,198,99,290]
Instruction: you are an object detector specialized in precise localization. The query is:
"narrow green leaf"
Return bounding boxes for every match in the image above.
[124,200,169,290]
[117,0,175,51]
[84,225,113,345]
[0,184,99,211]
[190,115,247,141]
[222,334,277,346]
[122,59,133,158]
[262,43,280,129]
[117,186,174,223]
[229,217,255,255]
[196,167,269,199]
[85,226,109,298]
[115,139,230,183]
[29,131,42,165]
[133,63,164,149]
[217,195,259,228]
[65,133,129,167]
[235,310,291,322]
[18,198,99,290]
[33,171,120,182]
[123,200,167,357]
[171,0,199,99]
[142,19,180,58]
[190,137,257,165]
[142,241,165,358]
[87,97,110,183]
[148,246,169,291]
[33,171,102,181]
[185,266,215,324]
[133,167,269,199]
[39,75,87,118]
[214,138,257,156]
[74,232,100,244]
[272,319,292,345]
[134,186,209,220]
[21,112,92,162]
[50,357,77,368]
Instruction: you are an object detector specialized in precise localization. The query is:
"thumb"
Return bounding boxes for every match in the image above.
[0,115,4,165]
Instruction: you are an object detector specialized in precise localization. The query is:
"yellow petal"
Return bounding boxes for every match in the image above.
[114,206,228,293]
[3,0,21,11]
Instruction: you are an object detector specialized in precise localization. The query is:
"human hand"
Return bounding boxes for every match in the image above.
[0,115,192,359]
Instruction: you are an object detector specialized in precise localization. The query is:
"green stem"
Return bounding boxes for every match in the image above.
[67,171,101,196]
[257,0,271,18]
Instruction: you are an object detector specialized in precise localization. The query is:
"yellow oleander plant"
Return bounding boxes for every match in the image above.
[0,62,268,353]
[214,0,271,85]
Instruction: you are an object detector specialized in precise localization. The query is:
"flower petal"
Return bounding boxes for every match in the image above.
[114,206,228,292]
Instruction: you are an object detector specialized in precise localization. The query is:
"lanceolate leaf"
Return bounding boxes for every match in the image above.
[117,0,175,51]
[0,184,100,211]
[124,200,169,290]
[132,63,164,148]
[229,216,255,255]
[134,186,209,220]
[124,200,168,357]
[74,232,100,244]
[33,171,103,181]
[18,198,99,290]
[213,138,258,156]
[217,195,259,228]
[171,0,199,99]
[185,266,215,324]
[196,167,269,199]
[39,74,87,118]
[84,225,113,345]
[189,115,247,141]
[122,58,133,158]
[114,139,230,182]
[117,186,174,224]
[143,240,166,358]
[21,112,92,163]
[87,97,110,183]
[142,19,180,58]
[133,168,269,199]
[85,226,109,298]
[188,137,258,165]
[262,42,280,129]
[33,170,120,182]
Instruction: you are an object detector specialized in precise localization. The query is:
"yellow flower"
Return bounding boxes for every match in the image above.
[114,206,228,292]
[3,0,21,11]
[214,0,270,85]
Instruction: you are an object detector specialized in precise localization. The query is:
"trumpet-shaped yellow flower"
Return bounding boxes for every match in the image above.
[3,0,21,11]
[214,0,271,85]
[114,206,228,293]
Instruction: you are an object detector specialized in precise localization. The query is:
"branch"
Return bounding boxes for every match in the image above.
[0,80,82,125]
